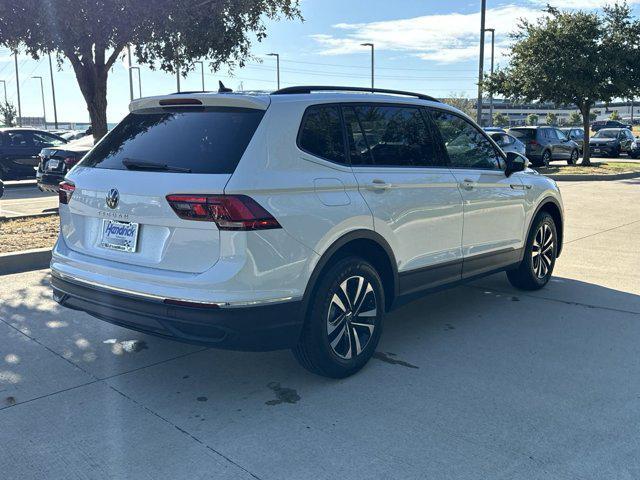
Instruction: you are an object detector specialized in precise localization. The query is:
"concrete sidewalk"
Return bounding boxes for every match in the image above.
[1,179,639,479]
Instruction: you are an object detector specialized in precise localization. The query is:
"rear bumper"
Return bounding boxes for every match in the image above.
[589,145,617,156]
[37,172,64,192]
[51,273,304,351]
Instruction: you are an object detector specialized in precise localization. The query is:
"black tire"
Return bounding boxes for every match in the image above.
[612,146,620,158]
[507,212,557,291]
[568,149,579,165]
[293,257,385,378]
[541,150,552,167]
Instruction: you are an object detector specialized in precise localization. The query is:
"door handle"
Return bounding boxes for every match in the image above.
[510,184,525,190]
[460,179,475,190]
[367,179,391,191]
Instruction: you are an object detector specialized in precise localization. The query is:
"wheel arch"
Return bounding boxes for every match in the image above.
[531,197,564,257]
[301,230,399,315]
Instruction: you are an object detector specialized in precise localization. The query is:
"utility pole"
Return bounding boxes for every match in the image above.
[127,45,134,102]
[14,50,22,127]
[32,76,47,128]
[484,28,495,126]
[0,80,6,104]
[195,61,205,91]
[361,43,374,90]
[266,53,280,90]
[477,0,487,125]
[130,66,141,97]
[176,64,181,93]
[48,53,58,129]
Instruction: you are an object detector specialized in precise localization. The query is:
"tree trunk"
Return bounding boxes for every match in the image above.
[87,80,108,141]
[580,103,592,166]
[68,58,109,141]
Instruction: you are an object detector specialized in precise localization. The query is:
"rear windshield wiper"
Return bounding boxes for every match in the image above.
[122,158,191,173]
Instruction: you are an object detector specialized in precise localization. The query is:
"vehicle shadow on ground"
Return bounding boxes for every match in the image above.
[2,270,640,406]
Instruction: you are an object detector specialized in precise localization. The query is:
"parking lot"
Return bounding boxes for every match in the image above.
[1,178,639,479]
[0,183,57,219]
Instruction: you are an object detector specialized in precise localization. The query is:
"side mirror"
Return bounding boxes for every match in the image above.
[505,151,528,176]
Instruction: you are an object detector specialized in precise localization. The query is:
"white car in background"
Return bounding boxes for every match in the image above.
[51,86,564,378]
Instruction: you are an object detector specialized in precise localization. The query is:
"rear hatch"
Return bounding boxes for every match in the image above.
[62,95,268,274]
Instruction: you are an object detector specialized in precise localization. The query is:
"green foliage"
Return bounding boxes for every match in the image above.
[527,114,539,126]
[609,110,621,120]
[568,111,583,125]
[545,112,558,125]
[492,112,510,126]
[485,3,640,164]
[442,94,476,118]
[0,101,16,127]
[0,1,302,137]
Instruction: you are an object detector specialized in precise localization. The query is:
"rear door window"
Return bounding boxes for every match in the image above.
[80,107,265,174]
[5,131,34,147]
[346,104,442,167]
[298,105,346,164]
[509,129,535,141]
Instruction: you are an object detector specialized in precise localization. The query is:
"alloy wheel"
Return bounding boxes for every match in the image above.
[326,275,377,360]
[570,150,578,163]
[543,151,551,167]
[531,223,554,279]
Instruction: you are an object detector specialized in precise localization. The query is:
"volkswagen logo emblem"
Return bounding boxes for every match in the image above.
[106,189,119,209]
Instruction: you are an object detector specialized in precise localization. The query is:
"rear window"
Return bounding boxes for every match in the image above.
[509,128,535,140]
[80,107,264,174]
[297,105,346,164]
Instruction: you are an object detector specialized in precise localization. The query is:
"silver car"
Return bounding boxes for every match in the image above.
[488,131,527,157]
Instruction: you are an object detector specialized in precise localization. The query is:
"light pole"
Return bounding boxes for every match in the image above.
[266,53,280,90]
[130,66,142,98]
[484,28,495,126]
[127,45,134,102]
[361,43,374,90]
[48,53,58,129]
[195,61,205,92]
[0,80,6,104]
[32,76,47,128]
[14,50,22,127]
[477,0,487,125]
[176,63,181,93]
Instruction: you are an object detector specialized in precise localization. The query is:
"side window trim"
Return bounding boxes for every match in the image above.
[340,104,374,166]
[296,103,350,166]
[426,106,506,172]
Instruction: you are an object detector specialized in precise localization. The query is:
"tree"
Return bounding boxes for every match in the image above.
[486,4,640,165]
[545,112,558,125]
[493,112,510,126]
[568,111,582,126]
[527,114,539,126]
[590,112,598,122]
[609,110,621,121]
[442,93,476,118]
[0,101,16,127]
[0,1,301,140]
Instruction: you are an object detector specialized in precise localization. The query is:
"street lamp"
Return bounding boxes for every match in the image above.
[48,53,58,129]
[361,43,374,90]
[32,76,46,128]
[0,80,6,104]
[266,53,280,90]
[477,0,487,125]
[195,61,205,92]
[130,66,142,98]
[484,28,495,126]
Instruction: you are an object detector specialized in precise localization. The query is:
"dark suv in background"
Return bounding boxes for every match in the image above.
[36,135,93,192]
[591,120,632,132]
[509,126,580,166]
[0,128,67,180]
[589,128,636,157]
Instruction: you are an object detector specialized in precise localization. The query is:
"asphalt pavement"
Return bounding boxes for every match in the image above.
[1,178,640,479]
[0,184,57,219]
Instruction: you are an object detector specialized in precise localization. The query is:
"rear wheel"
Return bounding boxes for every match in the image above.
[568,149,579,165]
[541,150,552,167]
[293,257,384,378]
[507,212,557,290]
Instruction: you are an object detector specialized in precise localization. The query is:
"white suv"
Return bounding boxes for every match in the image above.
[51,86,564,378]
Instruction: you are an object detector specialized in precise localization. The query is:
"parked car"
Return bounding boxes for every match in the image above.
[36,135,94,192]
[51,86,564,378]
[484,127,506,133]
[0,179,3,198]
[589,128,636,157]
[591,120,633,132]
[631,136,640,159]
[0,128,67,180]
[487,131,527,157]
[559,127,585,154]
[509,126,580,166]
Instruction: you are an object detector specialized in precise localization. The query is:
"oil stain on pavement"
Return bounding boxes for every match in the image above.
[373,352,419,369]
[265,382,300,406]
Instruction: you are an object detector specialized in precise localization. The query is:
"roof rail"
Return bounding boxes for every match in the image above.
[271,85,440,103]
[170,91,213,95]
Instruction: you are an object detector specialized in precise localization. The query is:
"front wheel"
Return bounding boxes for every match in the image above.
[293,257,384,378]
[507,212,557,290]
[541,150,552,167]
[568,149,579,165]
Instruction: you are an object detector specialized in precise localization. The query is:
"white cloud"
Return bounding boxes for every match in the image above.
[530,0,640,7]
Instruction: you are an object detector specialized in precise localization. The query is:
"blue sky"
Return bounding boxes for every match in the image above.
[0,0,638,124]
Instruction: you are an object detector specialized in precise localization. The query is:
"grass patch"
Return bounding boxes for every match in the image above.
[537,162,640,175]
[0,215,59,254]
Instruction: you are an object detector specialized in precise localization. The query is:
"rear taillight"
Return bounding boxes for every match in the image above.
[528,140,539,146]
[63,156,79,167]
[166,194,281,231]
[59,181,75,204]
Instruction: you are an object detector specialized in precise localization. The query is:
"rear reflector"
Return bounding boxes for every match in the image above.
[166,194,282,230]
[59,181,75,204]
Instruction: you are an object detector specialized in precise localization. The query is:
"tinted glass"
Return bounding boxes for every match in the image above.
[509,128,535,140]
[5,131,34,146]
[342,106,372,165]
[430,110,502,170]
[80,107,264,174]
[593,130,618,138]
[349,105,441,167]
[33,132,65,147]
[298,105,346,164]
[554,129,567,140]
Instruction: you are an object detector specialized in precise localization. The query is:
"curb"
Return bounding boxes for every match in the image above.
[0,248,51,275]
[3,180,37,189]
[546,171,640,182]
[0,211,59,221]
